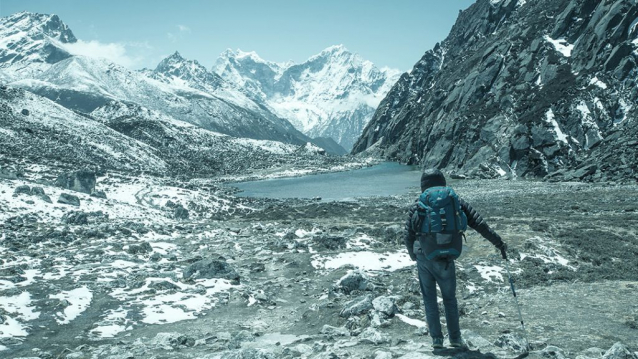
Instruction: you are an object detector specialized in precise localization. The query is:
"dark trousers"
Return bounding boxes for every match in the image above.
[416,254,461,340]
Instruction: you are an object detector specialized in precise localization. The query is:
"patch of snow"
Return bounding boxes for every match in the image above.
[474,265,504,282]
[544,36,574,57]
[396,313,426,327]
[311,251,413,272]
[50,287,93,324]
[589,77,608,89]
[545,109,568,143]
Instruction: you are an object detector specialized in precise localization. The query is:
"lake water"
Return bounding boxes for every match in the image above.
[233,162,421,200]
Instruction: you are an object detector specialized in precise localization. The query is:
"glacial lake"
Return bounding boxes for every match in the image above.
[233,162,421,201]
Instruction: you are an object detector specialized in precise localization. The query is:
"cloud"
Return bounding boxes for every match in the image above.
[62,40,148,68]
[177,24,191,33]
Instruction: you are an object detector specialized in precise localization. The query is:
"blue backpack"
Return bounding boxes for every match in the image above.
[412,186,468,260]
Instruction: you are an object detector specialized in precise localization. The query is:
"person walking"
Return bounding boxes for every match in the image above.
[404,168,507,348]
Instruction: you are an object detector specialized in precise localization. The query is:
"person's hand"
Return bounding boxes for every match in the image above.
[496,241,508,259]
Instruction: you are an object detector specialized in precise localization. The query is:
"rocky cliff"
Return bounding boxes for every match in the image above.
[353,0,638,182]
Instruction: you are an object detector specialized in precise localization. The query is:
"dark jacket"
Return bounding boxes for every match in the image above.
[404,197,503,259]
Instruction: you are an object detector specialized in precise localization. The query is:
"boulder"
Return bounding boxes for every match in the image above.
[127,242,153,255]
[55,170,96,194]
[372,296,398,317]
[30,187,52,203]
[320,325,350,338]
[358,327,390,345]
[174,205,189,220]
[335,270,372,294]
[150,332,195,350]
[183,258,240,283]
[21,109,29,116]
[13,185,31,196]
[340,294,374,317]
[58,193,81,207]
[602,342,638,359]
[494,333,529,354]
[62,211,89,225]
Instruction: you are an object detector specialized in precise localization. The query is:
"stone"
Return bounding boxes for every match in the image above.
[91,190,107,199]
[539,346,567,359]
[372,296,398,317]
[494,333,529,354]
[174,205,189,220]
[461,329,492,350]
[183,258,240,283]
[55,170,96,194]
[358,327,390,345]
[58,193,81,207]
[21,108,29,116]
[602,342,638,359]
[30,187,52,203]
[335,270,372,294]
[62,211,89,225]
[320,325,350,338]
[127,242,153,255]
[340,294,374,318]
[150,332,195,349]
[13,185,31,196]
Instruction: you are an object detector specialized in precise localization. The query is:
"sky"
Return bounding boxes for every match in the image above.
[0,0,476,71]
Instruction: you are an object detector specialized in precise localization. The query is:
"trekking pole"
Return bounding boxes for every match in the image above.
[501,247,531,353]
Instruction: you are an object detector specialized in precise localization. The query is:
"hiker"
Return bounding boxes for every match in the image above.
[404,168,507,349]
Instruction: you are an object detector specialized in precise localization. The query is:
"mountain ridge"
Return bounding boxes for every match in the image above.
[353,0,638,182]
[214,45,402,150]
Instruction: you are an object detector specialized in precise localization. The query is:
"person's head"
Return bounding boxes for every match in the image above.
[420,168,446,192]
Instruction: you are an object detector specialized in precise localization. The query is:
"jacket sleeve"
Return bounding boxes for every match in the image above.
[404,202,418,257]
[459,198,503,247]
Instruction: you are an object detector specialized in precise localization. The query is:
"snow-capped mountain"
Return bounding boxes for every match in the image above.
[0,12,309,146]
[214,45,402,150]
[0,11,76,76]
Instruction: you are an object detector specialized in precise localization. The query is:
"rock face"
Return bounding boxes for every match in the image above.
[55,170,96,194]
[353,0,638,182]
[214,46,401,150]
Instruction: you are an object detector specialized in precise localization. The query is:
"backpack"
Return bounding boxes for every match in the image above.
[412,186,468,261]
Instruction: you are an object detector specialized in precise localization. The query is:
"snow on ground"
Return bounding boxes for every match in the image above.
[0,292,40,342]
[474,264,504,283]
[311,251,413,272]
[50,287,93,325]
[395,313,426,327]
[589,77,608,89]
[544,36,574,57]
[519,236,576,270]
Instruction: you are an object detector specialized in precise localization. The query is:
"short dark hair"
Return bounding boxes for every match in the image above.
[421,168,446,191]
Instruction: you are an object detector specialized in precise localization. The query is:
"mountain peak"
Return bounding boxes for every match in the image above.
[0,11,77,44]
[0,11,77,70]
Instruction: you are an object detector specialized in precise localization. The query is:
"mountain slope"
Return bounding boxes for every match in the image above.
[214,46,401,150]
[0,12,309,146]
[353,0,638,182]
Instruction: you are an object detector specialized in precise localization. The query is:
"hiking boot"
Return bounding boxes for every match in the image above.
[432,337,444,349]
[449,337,465,348]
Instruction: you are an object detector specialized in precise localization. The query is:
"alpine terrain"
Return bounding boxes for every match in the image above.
[0,3,637,359]
[0,11,310,145]
[214,46,402,151]
[353,0,638,183]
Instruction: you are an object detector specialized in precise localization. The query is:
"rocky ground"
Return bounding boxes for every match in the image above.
[1,167,637,359]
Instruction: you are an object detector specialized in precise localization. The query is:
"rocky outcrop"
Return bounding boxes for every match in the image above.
[55,170,96,194]
[353,0,638,182]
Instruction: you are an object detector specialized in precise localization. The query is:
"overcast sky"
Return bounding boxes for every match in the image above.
[1,0,476,71]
